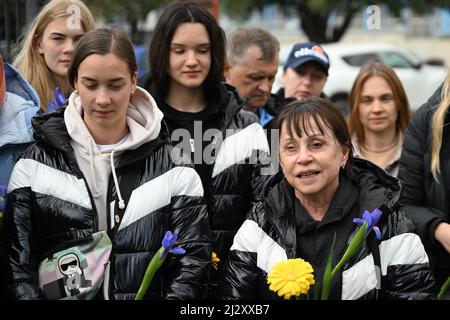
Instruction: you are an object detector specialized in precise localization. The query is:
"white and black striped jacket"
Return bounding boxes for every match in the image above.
[143,82,272,297]
[221,159,435,300]
[1,109,211,300]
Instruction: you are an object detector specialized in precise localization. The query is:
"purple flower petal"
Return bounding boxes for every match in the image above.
[45,101,58,113]
[362,210,373,228]
[44,87,66,114]
[354,208,382,240]
[55,88,65,106]
[371,208,382,226]
[162,231,174,248]
[160,231,185,258]
[171,247,186,255]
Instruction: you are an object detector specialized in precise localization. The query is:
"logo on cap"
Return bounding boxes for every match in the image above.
[294,45,329,65]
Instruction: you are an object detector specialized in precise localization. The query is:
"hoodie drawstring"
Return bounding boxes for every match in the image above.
[110,150,125,209]
[89,137,99,194]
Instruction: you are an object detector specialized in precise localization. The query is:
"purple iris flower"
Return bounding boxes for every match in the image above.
[161,231,186,258]
[353,208,382,240]
[45,87,66,113]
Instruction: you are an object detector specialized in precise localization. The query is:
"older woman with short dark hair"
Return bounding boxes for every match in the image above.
[221,97,435,300]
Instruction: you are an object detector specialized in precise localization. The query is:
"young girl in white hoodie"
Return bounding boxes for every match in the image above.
[1,28,211,300]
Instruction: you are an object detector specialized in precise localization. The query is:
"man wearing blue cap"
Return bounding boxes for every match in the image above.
[280,42,329,101]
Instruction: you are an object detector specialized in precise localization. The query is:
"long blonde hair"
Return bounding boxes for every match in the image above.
[431,75,450,181]
[13,0,95,109]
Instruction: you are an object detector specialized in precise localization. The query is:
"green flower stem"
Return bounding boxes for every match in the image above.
[438,276,450,299]
[321,223,369,300]
[321,234,336,300]
[331,223,367,279]
[135,247,166,300]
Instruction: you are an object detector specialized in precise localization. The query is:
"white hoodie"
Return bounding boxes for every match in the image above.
[64,87,164,231]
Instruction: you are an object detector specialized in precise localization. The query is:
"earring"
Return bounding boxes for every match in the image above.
[74,89,79,95]
[341,163,345,169]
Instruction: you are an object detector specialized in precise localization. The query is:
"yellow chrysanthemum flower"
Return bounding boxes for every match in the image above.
[267,258,315,300]
[212,251,220,270]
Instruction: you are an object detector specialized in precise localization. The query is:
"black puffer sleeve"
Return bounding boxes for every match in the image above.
[1,157,45,300]
[238,110,272,202]
[163,167,211,300]
[221,202,265,299]
[398,83,448,247]
[382,209,435,300]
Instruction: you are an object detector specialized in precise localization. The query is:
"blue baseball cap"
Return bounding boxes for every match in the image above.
[284,42,330,75]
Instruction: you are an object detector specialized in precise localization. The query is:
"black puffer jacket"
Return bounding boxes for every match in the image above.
[203,85,270,265]
[141,79,271,297]
[222,158,435,300]
[398,82,450,289]
[1,109,211,300]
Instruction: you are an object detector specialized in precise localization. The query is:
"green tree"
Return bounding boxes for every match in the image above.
[221,0,450,43]
[84,0,166,43]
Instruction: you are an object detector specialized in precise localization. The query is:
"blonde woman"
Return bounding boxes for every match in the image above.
[398,77,450,299]
[348,62,412,177]
[13,0,95,110]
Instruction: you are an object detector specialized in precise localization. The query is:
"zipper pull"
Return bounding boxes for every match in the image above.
[189,138,195,153]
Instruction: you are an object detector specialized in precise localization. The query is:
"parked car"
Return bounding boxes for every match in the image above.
[273,42,447,115]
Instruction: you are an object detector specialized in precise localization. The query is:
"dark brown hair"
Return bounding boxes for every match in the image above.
[68,28,137,86]
[149,1,225,101]
[274,96,354,179]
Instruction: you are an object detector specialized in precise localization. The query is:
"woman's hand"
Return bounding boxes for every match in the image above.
[434,222,450,253]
